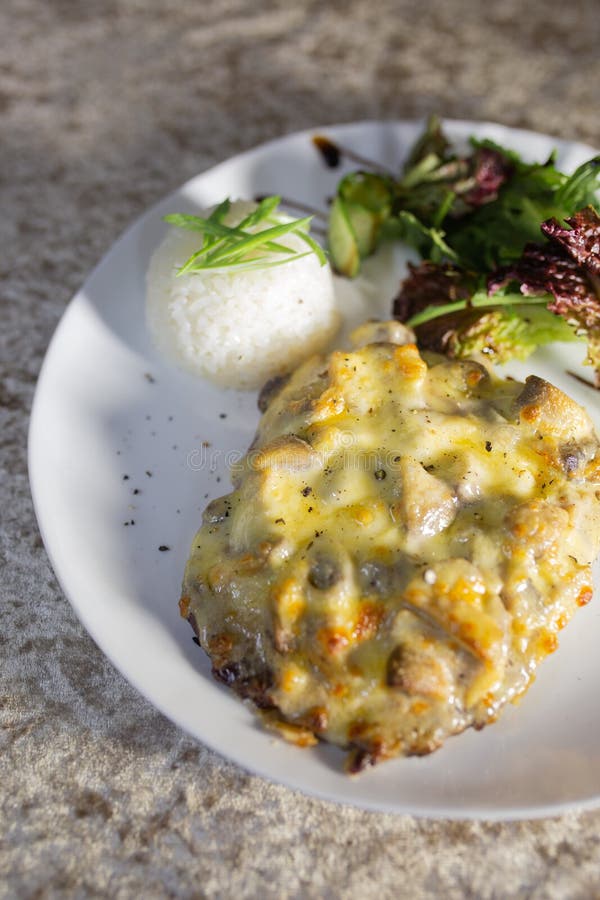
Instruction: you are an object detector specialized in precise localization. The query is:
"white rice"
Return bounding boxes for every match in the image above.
[146,200,340,389]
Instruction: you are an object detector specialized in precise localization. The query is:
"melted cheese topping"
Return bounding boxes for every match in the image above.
[182,323,600,770]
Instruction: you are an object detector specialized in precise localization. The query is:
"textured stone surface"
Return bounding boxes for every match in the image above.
[2,0,600,896]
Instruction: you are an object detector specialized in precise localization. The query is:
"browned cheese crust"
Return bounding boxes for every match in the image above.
[180,322,600,771]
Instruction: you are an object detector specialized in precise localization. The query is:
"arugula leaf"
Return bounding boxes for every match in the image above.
[445,158,600,271]
[555,157,600,211]
[403,113,450,170]
[383,212,458,263]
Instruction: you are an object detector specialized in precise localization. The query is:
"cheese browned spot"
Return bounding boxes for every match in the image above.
[182,322,600,771]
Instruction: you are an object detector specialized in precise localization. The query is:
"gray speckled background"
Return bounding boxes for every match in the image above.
[2,1,600,896]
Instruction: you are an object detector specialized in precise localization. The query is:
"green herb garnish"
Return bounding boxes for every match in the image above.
[164,195,327,275]
[325,116,600,380]
[327,117,600,278]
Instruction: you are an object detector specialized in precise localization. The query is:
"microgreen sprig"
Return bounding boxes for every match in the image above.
[164,195,327,275]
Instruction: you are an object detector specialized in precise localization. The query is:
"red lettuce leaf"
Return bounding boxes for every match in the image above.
[488,241,598,308]
[463,147,513,208]
[489,206,600,382]
[392,261,474,322]
[541,206,600,276]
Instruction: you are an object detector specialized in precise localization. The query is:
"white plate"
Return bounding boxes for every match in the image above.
[29,120,600,820]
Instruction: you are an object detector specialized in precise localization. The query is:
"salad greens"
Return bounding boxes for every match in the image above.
[165,196,326,275]
[327,116,600,382]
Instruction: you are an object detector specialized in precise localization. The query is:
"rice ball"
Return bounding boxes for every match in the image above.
[146,200,340,389]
